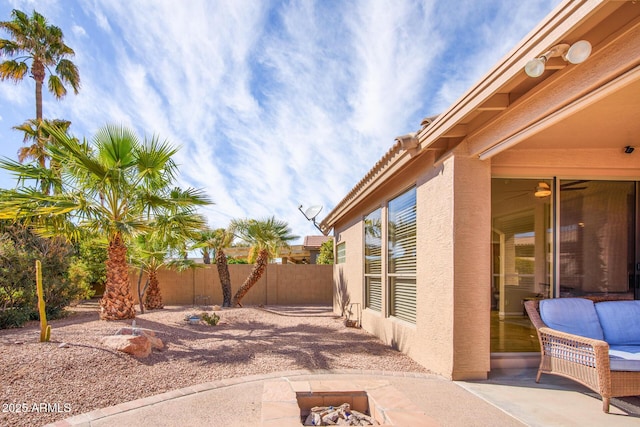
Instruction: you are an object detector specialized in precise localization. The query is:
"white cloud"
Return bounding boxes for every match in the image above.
[71,24,86,37]
[0,0,563,239]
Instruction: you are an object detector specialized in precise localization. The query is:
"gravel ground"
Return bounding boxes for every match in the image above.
[0,302,427,427]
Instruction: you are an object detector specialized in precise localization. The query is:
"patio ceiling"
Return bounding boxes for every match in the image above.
[500,75,640,152]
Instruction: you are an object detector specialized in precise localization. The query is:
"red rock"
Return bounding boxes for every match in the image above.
[101,335,152,357]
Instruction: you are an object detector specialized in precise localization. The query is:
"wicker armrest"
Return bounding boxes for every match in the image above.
[537,326,611,370]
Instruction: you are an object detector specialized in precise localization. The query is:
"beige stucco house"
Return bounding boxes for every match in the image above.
[320,0,640,380]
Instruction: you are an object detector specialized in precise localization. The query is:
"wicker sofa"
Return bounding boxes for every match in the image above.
[524,298,640,413]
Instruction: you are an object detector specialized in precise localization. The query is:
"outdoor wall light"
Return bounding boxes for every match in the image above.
[625,145,635,154]
[524,40,592,78]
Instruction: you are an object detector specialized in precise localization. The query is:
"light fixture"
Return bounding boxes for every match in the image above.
[534,182,552,198]
[524,40,592,78]
[624,145,635,154]
[565,40,592,64]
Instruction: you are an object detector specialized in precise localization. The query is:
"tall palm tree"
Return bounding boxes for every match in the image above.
[0,9,80,120]
[0,123,211,320]
[230,217,297,307]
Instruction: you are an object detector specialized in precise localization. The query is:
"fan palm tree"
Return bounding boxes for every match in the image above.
[138,189,208,310]
[0,9,80,120]
[14,118,73,195]
[230,217,297,307]
[194,227,234,306]
[194,228,216,265]
[132,218,205,312]
[0,123,211,320]
[14,118,71,167]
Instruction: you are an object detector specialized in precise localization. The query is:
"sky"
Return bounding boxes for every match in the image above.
[0,0,561,243]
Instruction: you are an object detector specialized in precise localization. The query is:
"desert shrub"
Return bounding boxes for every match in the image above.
[76,237,107,294]
[67,259,96,301]
[200,311,220,325]
[0,224,93,327]
[0,307,30,329]
[316,239,334,265]
[0,237,33,329]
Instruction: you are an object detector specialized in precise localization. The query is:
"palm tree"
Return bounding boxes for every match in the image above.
[0,9,80,120]
[230,217,297,307]
[132,220,204,312]
[139,188,208,310]
[194,229,216,265]
[14,118,71,167]
[0,124,211,320]
[194,228,235,307]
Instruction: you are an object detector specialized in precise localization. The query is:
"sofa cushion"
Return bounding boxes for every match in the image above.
[609,345,640,372]
[595,301,640,345]
[539,298,604,340]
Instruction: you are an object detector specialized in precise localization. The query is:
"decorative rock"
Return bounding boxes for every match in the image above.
[58,342,69,348]
[101,335,152,357]
[145,334,164,350]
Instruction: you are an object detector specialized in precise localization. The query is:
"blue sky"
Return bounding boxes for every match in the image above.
[0,0,561,242]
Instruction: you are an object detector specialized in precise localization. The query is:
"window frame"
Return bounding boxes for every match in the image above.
[387,187,417,323]
[364,207,383,312]
[336,242,346,264]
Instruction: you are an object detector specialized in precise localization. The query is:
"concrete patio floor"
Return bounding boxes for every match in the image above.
[44,368,640,427]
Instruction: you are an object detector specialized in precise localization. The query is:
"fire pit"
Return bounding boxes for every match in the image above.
[260,378,434,426]
[298,391,376,425]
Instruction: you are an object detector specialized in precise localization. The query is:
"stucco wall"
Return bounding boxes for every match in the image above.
[451,145,492,379]
[128,264,333,306]
[331,149,491,380]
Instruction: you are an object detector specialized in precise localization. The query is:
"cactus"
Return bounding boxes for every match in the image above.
[36,260,51,342]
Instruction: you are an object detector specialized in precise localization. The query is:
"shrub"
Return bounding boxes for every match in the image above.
[0,307,31,329]
[317,239,334,265]
[200,312,220,326]
[67,259,96,302]
[76,237,107,295]
[0,224,93,327]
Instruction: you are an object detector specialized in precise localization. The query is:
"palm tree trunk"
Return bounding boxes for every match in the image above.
[144,270,164,310]
[32,61,45,122]
[232,249,268,307]
[100,232,136,320]
[216,249,232,307]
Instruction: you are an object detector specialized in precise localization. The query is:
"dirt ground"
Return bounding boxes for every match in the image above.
[0,302,427,426]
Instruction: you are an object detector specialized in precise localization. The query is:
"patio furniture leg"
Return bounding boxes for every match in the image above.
[603,397,610,413]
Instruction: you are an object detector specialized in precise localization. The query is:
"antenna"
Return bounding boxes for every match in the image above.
[298,204,323,233]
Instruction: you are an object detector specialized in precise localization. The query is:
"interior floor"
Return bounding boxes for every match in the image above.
[490,310,539,353]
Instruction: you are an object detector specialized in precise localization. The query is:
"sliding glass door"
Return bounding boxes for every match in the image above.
[491,179,552,352]
[559,180,637,299]
[491,179,639,353]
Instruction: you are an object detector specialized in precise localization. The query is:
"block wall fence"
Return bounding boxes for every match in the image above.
[128,264,333,306]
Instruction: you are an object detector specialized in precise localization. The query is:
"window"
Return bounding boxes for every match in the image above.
[336,242,346,264]
[364,209,382,312]
[387,188,417,323]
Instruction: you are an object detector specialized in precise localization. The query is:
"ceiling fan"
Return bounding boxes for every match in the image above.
[501,180,590,201]
[535,180,589,198]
